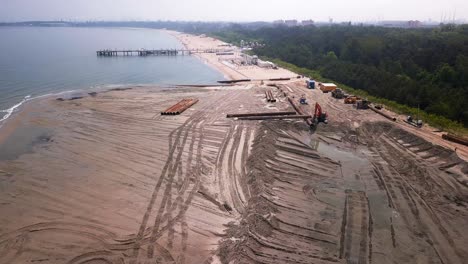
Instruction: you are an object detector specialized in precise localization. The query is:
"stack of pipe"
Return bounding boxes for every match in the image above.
[265,84,316,127]
[265,90,276,102]
[161,99,199,115]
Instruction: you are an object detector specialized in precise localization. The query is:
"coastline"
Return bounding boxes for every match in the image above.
[0,28,466,264]
[166,30,299,81]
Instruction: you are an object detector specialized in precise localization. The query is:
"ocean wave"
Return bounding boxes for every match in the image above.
[0,95,31,123]
[0,89,78,125]
[0,84,160,126]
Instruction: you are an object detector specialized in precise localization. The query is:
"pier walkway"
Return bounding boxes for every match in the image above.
[96,48,234,56]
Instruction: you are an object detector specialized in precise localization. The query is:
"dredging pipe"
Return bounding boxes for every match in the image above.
[370,106,397,121]
[442,133,468,146]
[237,115,312,120]
[227,111,296,118]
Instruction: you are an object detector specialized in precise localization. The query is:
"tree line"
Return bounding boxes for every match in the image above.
[213,24,468,127]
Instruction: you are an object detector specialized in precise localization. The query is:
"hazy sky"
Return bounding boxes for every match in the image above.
[1,0,466,22]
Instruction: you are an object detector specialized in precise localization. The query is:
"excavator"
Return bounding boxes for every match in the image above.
[310,102,328,127]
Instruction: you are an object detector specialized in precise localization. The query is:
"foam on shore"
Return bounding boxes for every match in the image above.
[0,95,31,124]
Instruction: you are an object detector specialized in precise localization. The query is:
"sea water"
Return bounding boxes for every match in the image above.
[0,26,224,123]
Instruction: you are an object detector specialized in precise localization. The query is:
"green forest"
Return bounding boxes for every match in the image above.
[212,24,468,130]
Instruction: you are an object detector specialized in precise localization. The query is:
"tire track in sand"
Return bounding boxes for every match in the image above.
[143,120,205,263]
[129,114,200,263]
[340,190,370,264]
[146,116,204,258]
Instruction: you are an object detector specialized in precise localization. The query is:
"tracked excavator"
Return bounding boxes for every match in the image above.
[310,103,328,127]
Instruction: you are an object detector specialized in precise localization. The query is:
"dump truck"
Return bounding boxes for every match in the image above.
[331,88,345,99]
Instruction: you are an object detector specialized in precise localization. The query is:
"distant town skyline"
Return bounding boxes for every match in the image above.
[0,0,467,23]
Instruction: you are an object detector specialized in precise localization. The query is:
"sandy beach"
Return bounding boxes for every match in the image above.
[0,31,467,264]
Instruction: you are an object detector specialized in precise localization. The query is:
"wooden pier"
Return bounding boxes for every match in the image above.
[96,49,234,57]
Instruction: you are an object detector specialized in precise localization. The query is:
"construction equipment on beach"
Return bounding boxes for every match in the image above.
[344,96,359,104]
[310,103,328,127]
[319,83,337,93]
[161,98,198,115]
[405,115,423,128]
[356,99,369,109]
[331,88,345,99]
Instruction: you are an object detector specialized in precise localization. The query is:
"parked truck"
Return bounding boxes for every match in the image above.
[319,83,337,93]
[331,88,345,99]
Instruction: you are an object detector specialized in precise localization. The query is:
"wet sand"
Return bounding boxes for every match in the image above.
[0,32,467,264]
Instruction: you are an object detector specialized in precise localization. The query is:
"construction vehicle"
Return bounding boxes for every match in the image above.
[310,103,328,127]
[299,95,308,105]
[356,99,369,109]
[344,96,359,104]
[331,88,345,99]
[319,83,337,93]
[405,116,423,128]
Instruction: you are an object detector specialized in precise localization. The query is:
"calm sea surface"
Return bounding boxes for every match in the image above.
[0,27,224,121]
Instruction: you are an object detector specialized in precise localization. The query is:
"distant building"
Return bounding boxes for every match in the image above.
[408,20,422,27]
[285,20,298,26]
[380,20,423,28]
[301,20,314,26]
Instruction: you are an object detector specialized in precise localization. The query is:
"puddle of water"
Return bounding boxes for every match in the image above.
[317,142,366,163]
[367,192,393,229]
[0,125,52,160]
[315,140,370,191]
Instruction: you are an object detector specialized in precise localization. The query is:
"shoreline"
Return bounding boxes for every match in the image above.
[166,30,298,81]
[0,31,466,263]
[1,28,467,161]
